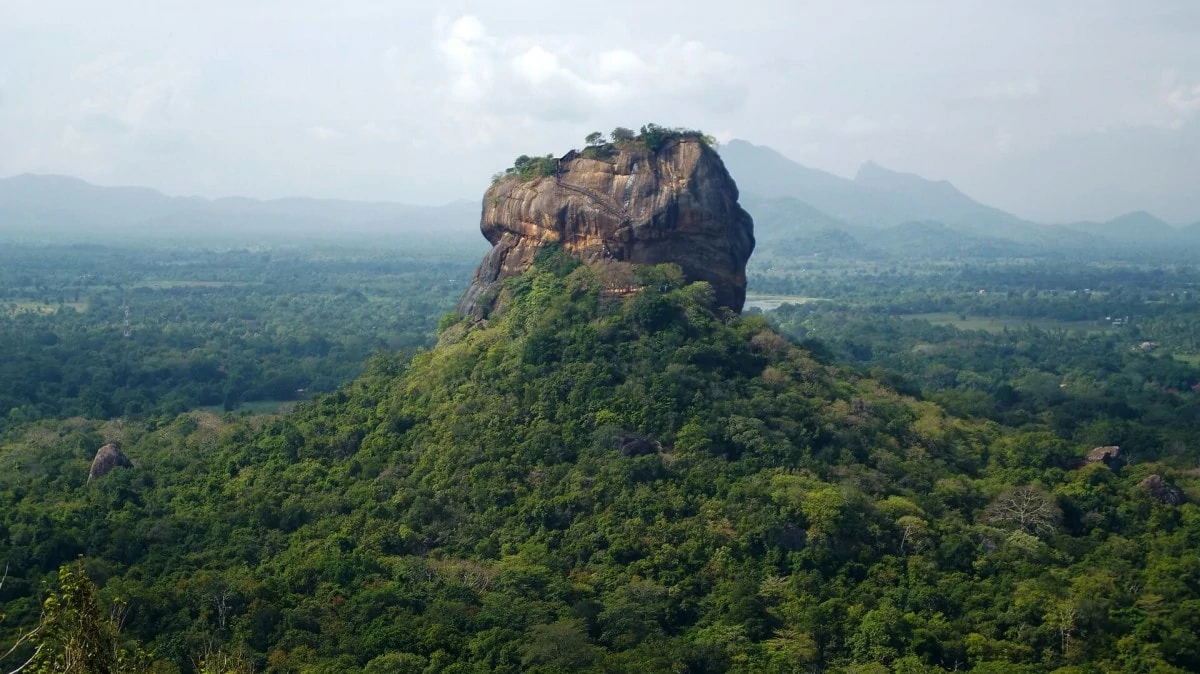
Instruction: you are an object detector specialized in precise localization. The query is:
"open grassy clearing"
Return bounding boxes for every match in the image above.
[196,399,301,416]
[744,294,830,311]
[136,280,248,289]
[4,301,89,316]
[903,312,1114,333]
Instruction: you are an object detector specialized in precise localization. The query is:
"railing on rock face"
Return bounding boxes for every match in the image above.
[601,285,643,298]
[555,160,630,223]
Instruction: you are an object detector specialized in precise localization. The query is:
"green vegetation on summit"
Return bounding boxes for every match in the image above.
[495,125,716,183]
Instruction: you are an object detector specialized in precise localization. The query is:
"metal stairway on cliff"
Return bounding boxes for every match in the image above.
[554,173,630,223]
[554,170,632,261]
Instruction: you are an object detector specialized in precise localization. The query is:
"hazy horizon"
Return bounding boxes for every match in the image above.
[3,1,1198,222]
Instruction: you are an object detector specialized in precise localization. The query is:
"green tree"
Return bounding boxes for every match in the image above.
[610,127,635,143]
[522,619,599,671]
[27,561,150,673]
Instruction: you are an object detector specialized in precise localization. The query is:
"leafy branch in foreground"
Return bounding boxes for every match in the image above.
[0,563,45,674]
[2,561,151,674]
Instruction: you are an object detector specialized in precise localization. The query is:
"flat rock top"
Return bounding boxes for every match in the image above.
[1085,445,1120,463]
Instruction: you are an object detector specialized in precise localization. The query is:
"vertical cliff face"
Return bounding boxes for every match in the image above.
[457,138,755,315]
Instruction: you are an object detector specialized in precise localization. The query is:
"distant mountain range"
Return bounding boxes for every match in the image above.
[720,140,1034,235]
[3,144,1197,257]
[1058,210,1197,246]
[719,139,1200,257]
[0,173,482,246]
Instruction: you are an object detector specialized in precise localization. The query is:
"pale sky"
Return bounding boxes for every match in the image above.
[2,0,1198,223]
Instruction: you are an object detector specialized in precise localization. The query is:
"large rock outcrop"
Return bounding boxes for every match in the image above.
[89,443,133,482]
[1138,474,1185,505]
[1085,445,1121,466]
[457,138,755,316]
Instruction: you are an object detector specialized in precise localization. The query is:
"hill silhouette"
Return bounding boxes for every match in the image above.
[719,140,1200,253]
[0,173,482,245]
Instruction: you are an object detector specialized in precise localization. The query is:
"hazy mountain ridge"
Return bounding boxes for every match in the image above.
[4,142,1196,255]
[1061,210,1191,245]
[720,139,1200,255]
[719,140,1042,237]
[0,173,482,244]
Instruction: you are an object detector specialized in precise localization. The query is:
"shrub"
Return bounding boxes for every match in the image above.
[610,126,636,143]
[498,125,714,183]
[496,154,558,183]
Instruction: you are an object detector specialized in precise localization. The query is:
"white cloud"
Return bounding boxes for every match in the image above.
[511,45,624,104]
[973,78,1041,101]
[994,126,1014,153]
[595,50,643,78]
[791,115,815,129]
[514,45,561,85]
[62,56,191,148]
[358,123,408,143]
[1151,72,1200,130]
[841,114,883,137]
[72,52,128,81]
[429,14,743,139]
[1166,81,1200,114]
[308,125,343,141]
[60,124,83,150]
[435,15,494,106]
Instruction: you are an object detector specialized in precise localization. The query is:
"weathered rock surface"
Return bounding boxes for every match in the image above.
[89,443,133,482]
[457,138,755,316]
[612,433,662,457]
[1138,474,1185,505]
[1085,445,1121,465]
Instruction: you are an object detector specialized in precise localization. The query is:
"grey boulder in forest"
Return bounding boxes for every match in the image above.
[88,443,133,482]
[1138,474,1185,505]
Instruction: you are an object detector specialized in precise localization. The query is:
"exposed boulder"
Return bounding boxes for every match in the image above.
[612,433,662,457]
[1085,445,1121,466]
[1138,474,1185,505]
[88,443,133,482]
[457,137,755,316]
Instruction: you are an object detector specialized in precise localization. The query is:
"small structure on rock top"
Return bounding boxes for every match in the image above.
[1085,445,1121,466]
[457,126,755,317]
[89,443,133,482]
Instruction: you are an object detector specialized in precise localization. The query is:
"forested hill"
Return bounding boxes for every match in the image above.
[2,250,1197,672]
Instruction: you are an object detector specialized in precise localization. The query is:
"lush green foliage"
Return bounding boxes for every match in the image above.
[0,244,471,430]
[771,305,1200,452]
[3,253,1198,672]
[603,124,715,153]
[495,155,558,183]
[631,124,715,152]
[497,125,717,184]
